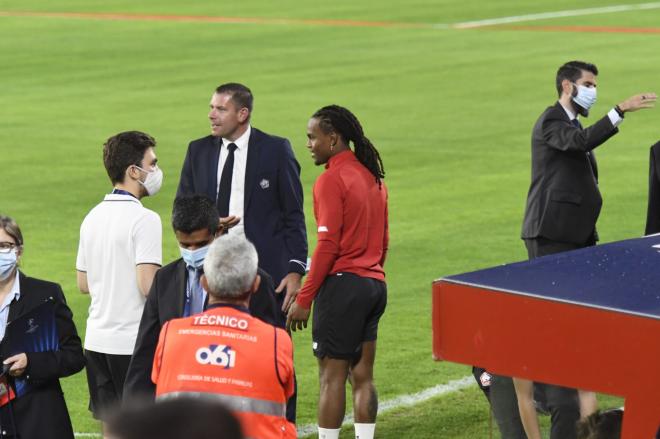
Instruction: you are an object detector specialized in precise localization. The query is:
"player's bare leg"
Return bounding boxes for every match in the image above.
[350,341,378,439]
[318,357,350,429]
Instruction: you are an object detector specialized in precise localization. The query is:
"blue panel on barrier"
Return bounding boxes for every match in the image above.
[444,235,660,319]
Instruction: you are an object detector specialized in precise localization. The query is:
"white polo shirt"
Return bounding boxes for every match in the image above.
[76,193,162,355]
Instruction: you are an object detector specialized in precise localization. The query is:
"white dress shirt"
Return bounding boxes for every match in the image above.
[217,125,251,236]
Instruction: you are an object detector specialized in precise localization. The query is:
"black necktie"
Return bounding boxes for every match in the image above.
[217,143,237,218]
[572,119,599,181]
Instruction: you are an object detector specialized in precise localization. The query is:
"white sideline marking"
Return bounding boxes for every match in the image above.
[449,2,660,29]
[73,376,475,438]
[296,375,476,437]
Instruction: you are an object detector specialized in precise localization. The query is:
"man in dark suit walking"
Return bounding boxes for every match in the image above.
[489,61,656,439]
[177,83,307,323]
[522,61,656,254]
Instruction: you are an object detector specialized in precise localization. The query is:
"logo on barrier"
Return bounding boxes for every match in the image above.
[479,371,492,387]
[196,344,236,368]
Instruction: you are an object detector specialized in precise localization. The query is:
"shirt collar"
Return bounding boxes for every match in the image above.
[111,188,139,199]
[222,125,251,151]
[559,101,577,121]
[2,269,21,311]
[325,149,356,169]
[185,264,204,276]
[104,193,142,205]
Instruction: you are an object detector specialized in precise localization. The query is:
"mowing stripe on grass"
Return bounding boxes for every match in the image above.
[0,10,429,29]
[72,376,475,438]
[451,2,660,28]
[297,375,476,437]
[3,2,660,30]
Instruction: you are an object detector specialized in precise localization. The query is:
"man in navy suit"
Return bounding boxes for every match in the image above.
[177,82,308,325]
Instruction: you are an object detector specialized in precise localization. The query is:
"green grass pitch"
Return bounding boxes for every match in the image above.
[1,0,657,436]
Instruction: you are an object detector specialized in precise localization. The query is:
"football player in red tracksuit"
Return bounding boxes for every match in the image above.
[287,105,388,439]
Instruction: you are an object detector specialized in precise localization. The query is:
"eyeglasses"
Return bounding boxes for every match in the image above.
[0,242,18,254]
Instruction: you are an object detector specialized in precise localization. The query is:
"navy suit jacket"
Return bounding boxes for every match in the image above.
[177,127,308,286]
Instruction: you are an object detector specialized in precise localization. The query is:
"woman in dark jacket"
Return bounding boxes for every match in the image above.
[0,215,85,438]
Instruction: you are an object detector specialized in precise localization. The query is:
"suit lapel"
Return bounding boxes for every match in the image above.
[8,272,28,322]
[588,151,598,182]
[175,260,187,316]
[554,102,599,182]
[552,101,569,122]
[244,128,262,210]
[208,137,222,201]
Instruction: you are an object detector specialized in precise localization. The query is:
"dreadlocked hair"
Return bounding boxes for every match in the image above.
[312,105,385,186]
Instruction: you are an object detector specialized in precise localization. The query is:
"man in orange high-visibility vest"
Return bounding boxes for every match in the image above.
[152,234,296,439]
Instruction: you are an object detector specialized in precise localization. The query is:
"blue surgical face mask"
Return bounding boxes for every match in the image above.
[0,250,17,281]
[179,245,210,269]
[572,83,597,111]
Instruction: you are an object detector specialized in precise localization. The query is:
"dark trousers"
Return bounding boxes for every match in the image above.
[273,297,297,423]
[490,375,526,439]
[286,375,297,423]
[488,235,595,439]
[491,376,580,439]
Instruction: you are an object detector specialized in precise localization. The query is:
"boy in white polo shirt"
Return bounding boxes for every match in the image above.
[76,131,163,434]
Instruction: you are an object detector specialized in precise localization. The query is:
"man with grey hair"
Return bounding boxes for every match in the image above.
[151,234,296,439]
[203,233,259,299]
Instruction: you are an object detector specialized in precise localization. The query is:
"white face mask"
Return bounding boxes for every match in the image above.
[135,165,163,196]
[572,83,597,111]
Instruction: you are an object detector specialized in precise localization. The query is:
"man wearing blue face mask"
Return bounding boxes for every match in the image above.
[123,195,279,400]
[522,60,656,254]
[481,61,657,439]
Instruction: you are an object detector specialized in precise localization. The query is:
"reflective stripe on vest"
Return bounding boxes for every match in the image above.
[157,391,287,418]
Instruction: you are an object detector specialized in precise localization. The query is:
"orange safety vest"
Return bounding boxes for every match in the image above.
[152,304,296,439]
